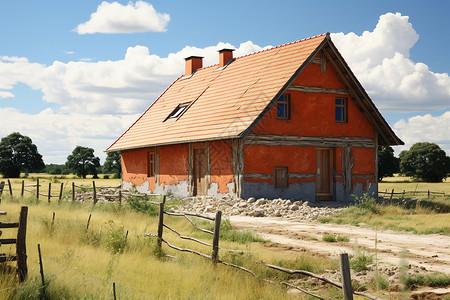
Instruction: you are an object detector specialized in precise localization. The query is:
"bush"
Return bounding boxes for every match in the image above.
[350,247,374,272]
[406,272,450,288]
[354,192,379,214]
[127,196,159,216]
[106,220,127,254]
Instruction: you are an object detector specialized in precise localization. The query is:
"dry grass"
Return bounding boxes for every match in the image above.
[379,175,450,195]
[0,174,121,199]
[0,195,340,299]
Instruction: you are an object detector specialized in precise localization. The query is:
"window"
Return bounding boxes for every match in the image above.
[335,98,347,122]
[165,102,191,121]
[147,152,155,177]
[274,167,288,189]
[276,94,290,120]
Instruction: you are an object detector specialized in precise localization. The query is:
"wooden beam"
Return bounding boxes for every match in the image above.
[353,174,375,179]
[311,57,322,64]
[244,173,316,180]
[287,85,348,95]
[311,55,326,73]
[245,134,374,148]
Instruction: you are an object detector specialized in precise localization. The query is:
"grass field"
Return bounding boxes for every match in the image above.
[0,192,342,299]
[0,174,448,298]
[320,175,450,235]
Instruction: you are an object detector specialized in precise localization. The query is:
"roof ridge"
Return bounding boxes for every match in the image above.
[190,33,329,72]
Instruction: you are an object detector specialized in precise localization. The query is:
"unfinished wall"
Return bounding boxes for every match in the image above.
[243,58,376,201]
[121,140,237,197]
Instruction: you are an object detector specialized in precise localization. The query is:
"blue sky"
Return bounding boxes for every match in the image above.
[0,0,449,163]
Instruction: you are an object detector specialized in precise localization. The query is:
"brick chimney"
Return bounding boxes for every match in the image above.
[184,56,203,76]
[218,49,234,68]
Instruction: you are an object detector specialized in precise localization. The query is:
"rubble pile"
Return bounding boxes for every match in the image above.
[177,196,343,220]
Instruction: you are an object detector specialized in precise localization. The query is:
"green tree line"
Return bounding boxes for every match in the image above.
[0,132,121,178]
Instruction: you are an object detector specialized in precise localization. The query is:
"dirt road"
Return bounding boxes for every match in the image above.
[230,216,450,274]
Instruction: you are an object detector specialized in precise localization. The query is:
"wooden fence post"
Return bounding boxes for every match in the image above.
[212,211,222,264]
[93,181,97,204]
[36,178,39,200]
[113,282,117,300]
[17,206,28,282]
[428,190,430,200]
[72,182,75,201]
[7,179,13,196]
[48,183,51,203]
[340,253,353,300]
[389,189,394,202]
[162,195,166,204]
[38,244,46,298]
[157,202,164,250]
[21,180,24,197]
[86,214,92,231]
[118,190,122,205]
[51,212,55,227]
[59,183,63,200]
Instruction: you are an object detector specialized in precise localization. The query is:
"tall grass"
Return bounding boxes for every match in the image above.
[0,195,336,299]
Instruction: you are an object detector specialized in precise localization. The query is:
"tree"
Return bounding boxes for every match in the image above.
[66,146,100,178]
[103,151,121,178]
[377,146,399,181]
[0,132,45,178]
[399,142,450,182]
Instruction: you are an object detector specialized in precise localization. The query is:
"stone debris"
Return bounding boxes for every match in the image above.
[176,196,343,220]
[74,188,122,202]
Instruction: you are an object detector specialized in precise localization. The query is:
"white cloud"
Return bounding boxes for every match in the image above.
[0,91,14,98]
[331,12,450,113]
[64,51,75,55]
[75,1,170,34]
[0,41,268,115]
[0,107,139,164]
[0,41,267,163]
[394,111,450,155]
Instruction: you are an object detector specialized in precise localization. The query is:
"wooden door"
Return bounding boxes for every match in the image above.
[193,149,206,196]
[316,148,333,200]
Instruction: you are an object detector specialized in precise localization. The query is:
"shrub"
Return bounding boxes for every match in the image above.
[322,234,349,243]
[350,247,374,272]
[126,194,159,216]
[105,220,127,254]
[354,192,379,214]
[406,272,450,288]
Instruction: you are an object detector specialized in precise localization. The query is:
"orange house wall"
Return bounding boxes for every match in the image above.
[245,145,316,184]
[247,59,376,188]
[159,144,189,186]
[210,140,234,193]
[122,141,235,194]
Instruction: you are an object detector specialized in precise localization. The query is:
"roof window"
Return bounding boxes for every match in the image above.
[164,102,191,121]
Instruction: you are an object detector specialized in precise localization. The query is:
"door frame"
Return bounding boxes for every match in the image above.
[191,143,209,196]
[315,148,333,201]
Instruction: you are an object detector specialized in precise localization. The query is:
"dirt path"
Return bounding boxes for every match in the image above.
[229,216,450,274]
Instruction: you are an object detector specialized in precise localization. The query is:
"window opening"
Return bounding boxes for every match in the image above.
[335,98,347,122]
[277,94,290,120]
[147,152,155,177]
[165,102,191,121]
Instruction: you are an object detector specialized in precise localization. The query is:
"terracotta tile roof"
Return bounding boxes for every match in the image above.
[107,34,328,151]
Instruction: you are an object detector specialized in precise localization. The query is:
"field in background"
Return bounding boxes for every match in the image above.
[379,174,450,195]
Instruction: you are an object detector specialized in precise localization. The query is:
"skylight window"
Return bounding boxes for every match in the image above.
[164,102,191,121]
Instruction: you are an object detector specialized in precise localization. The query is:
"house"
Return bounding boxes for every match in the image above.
[107,33,403,202]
